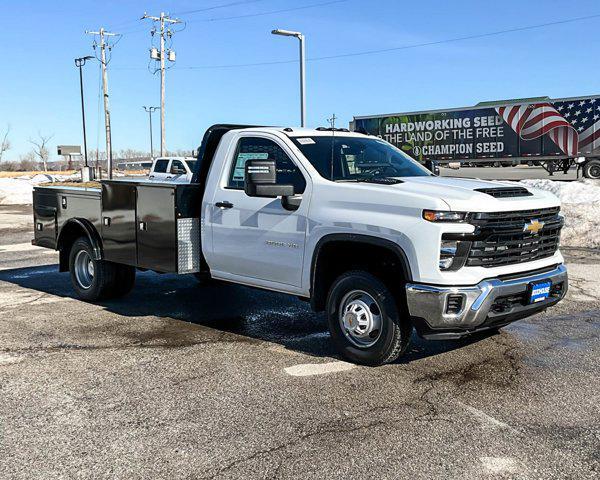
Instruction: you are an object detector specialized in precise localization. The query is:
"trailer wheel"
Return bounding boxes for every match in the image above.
[583,159,600,179]
[69,236,120,301]
[326,271,412,366]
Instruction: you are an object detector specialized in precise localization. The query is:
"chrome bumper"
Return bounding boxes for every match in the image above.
[405,264,568,335]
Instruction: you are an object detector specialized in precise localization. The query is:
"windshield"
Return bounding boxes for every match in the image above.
[291,136,431,182]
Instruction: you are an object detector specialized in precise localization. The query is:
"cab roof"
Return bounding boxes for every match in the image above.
[236,126,368,138]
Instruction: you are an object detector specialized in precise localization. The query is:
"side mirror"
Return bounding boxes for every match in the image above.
[244,159,294,198]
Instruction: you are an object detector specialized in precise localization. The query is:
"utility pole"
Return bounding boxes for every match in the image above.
[86,28,120,178]
[142,12,181,156]
[143,106,159,159]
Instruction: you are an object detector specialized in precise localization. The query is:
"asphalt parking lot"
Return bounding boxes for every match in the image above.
[0,205,598,479]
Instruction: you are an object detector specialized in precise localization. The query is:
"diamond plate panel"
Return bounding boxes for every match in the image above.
[177,217,200,273]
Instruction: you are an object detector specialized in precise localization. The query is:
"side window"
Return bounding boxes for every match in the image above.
[227,137,306,193]
[153,159,169,173]
[170,160,186,174]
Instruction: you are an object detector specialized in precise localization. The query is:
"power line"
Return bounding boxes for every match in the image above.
[139,12,600,69]
[172,0,268,16]
[116,0,347,34]
[107,0,258,30]
[189,0,349,23]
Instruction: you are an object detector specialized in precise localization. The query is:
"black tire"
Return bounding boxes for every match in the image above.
[68,236,123,301]
[583,159,600,179]
[326,271,412,366]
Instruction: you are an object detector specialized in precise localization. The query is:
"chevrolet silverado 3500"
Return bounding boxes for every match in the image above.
[32,125,568,365]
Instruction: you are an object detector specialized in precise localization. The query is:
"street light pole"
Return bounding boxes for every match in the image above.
[271,29,306,127]
[143,106,159,159]
[74,56,94,167]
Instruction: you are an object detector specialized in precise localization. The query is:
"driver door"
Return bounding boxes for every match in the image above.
[207,134,309,289]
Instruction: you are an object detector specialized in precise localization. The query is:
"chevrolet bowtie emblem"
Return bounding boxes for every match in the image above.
[523,219,545,234]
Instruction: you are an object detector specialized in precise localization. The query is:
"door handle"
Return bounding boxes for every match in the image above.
[215,201,234,209]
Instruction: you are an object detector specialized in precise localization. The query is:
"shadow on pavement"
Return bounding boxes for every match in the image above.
[0,264,492,363]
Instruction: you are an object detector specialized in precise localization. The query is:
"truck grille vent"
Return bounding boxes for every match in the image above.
[466,207,562,268]
[445,295,464,315]
[474,187,533,198]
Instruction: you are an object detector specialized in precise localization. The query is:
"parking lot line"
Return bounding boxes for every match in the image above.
[284,361,355,377]
[0,242,54,253]
[457,401,516,432]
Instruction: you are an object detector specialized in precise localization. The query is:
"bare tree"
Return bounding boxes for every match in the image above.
[0,124,11,162]
[116,148,149,160]
[28,132,54,172]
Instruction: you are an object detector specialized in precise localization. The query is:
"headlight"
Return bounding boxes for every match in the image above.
[423,210,467,222]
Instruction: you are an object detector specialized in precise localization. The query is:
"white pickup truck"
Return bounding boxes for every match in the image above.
[148,156,197,183]
[32,124,568,365]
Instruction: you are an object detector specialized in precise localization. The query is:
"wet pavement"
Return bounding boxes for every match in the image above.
[0,205,598,479]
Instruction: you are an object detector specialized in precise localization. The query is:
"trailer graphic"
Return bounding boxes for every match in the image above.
[351,96,600,178]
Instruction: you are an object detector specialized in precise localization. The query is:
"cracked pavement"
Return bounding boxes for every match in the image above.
[0,205,598,479]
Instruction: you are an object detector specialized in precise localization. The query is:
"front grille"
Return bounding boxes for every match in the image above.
[465,207,562,268]
[474,187,533,198]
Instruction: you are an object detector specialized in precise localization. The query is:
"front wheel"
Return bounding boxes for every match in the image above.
[326,271,412,366]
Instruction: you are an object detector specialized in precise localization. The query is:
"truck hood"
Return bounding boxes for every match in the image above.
[397,176,559,211]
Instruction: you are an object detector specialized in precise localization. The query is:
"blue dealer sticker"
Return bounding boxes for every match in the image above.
[530,281,551,303]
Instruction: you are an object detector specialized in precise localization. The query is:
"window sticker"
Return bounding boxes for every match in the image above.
[296,137,315,145]
[232,152,269,181]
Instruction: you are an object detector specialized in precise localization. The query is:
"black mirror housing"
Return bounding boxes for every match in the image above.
[244,159,295,198]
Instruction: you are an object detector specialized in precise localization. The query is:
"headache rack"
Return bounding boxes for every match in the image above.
[465,207,563,268]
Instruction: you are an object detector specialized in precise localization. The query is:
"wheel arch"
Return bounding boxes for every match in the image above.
[57,218,103,272]
[309,233,413,312]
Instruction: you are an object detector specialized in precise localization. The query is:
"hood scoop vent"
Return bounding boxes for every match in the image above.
[474,187,533,198]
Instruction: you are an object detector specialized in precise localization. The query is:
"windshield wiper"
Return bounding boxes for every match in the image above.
[343,176,404,185]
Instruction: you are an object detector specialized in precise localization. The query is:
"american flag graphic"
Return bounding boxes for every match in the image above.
[496,98,600,156]
[555,98,600,153]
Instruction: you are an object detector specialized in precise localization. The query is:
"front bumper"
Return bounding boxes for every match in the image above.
[405,264,568,339]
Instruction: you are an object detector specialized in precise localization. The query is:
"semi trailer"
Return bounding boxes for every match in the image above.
[32,124,568,365]
[351,95,600,178]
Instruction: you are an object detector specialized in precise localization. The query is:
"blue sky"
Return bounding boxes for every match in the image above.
[1,0,600,159]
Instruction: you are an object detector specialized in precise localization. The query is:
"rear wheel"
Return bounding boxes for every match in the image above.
[583,159,600,179]
[69,237,135,301]
[326,271,412,366]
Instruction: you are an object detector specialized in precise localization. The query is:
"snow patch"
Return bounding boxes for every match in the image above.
[0,173,85,205]
[519,179,600,248]
[0,178,34,205]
